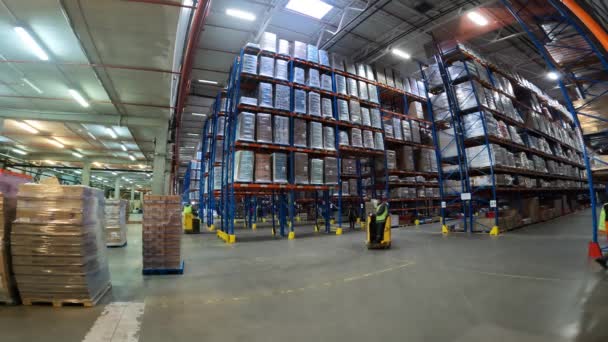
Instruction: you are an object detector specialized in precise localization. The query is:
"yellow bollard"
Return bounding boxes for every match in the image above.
[288,231,295,240]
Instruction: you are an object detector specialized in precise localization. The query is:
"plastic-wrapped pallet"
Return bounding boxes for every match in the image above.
[310,159,324,184]
[339,130,350,146]
[409,102,424,120]
[234,150,255,182]
[338,99,350,121]
[342,158,356,174]
[363,130,375,149]
[351,128,363,147]
[392,118,403,140]
[104,199,127,247]
[347,78,358,98]
[385,68,395,87]
[294,89,307,114]
[417,150,437,172]
[272,153,288,183]
[324,126,335,150]
[361,108,371,127]
[307,44,319,63]
[397,146,415,171]
[438,128,458,158]
[332,53,345,71]
[213,166,222,190]
[368,84,379,103]
[275,84,291,111]
[365,65,375,81]
[12,183,111,305]
[358,81,369,100]
[239,96,257,107]
[278,39,290,55]
[275,59,289,80]
[357,64,367,78]
[509,126,524,145]
[402,120,412,141]
[294,153,309,184]
[374,132,384,150]
[308,68,321,88]
[319,50,330,66]
[394,71,403,89]
[349,100,362,124]
[294,118,307,147]
[214,144,223,163]
[260,32,277,52]
[336,75,347,94]
[371,109,382,129]
[411,121,421,143]
[291,67,305,86]
[294,41,307,59]
[532,155,548,173]
[346,60,357,75]
[341,181,349,196]
[463,112,497,139]
[236,112,256,141]
[387,150,396,170]
[258,83,273,108]
[259,56,274,77]
[496,120,510,140]
[256,113,273,143]
[324,157,338,184]
[255,153,272,183]
[308,92,321,116]
[384,122,394,139]
[242,54,258,74]
[466,144,507,168]
[322,98,333,118]
[431,93,451,122]
[309,122,323,149]
[455,81,485,111]
[349,179,358,196]
[274,116,289,145]
[321,74,333,91]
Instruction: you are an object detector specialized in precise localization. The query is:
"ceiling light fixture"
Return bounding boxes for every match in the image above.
[467,11,488,26]
[226,8,256,21]
[16,121,39,134]
[74,170,82,174]
[547,71,560,80]
[49,138,65,148]
[68,89,90,108]
[14,26,49,61]
[111,172,118,175]
[391,48,411,59]
[87,132,97,140]
[192,113,206,117]
[198,79,218,85]
[72,152,83,158]
[120,144,127,152]
[187,133,199,136]
[93,161,102,167]
[106,127,117,139]
[286,0,333,19]
[22,78,43,94]
[129,155,136,161]
[12,148,27,155]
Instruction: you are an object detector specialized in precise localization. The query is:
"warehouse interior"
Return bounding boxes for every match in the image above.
[0,0,608,341]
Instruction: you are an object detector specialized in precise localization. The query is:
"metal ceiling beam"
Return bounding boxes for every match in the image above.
[0,108,166,127]
[18,154,146,164]
[0,59,179,74]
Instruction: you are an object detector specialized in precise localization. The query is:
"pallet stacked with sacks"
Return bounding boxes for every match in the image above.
[425,41,599,233]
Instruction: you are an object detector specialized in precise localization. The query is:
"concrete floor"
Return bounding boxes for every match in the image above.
[1,209,607,341]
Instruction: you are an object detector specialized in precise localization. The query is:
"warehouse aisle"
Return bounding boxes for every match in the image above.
[1,210,607,342]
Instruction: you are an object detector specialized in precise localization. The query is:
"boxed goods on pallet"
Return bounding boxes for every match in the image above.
[294,41,306,59]
[475,208,521,232]
[310,159,324,184]
[466,144,512,168]
[324,127,336,150]
[338,99,350,121]
[309,92,321,116]
[416,149,437,172]
[259,56,274,77]
[242,54,258,74]
[255,153,272,183]
[376,67,386,85]
[336,75,347,94]
[310,122,323,149]
[351,128,363,147]
[366,65,375,81]
[358,81,369,100]
[261,32,277,52]
[411,121,421,143]
[294,89,306,114]
[236,112,256,142]
[322,98,333,118]
[213,167,222,190]
[275,85,290,110]
[214,144,223,163]
[256,113,273,143]
[470,174,514,187]
[234,151,255,182]
[347,78,358,97]
[374,132,385,150]
[397,146,415,171]
[361,108,371,127]
[258,82,273,108]
[331,53,345,71]
[384,121,394,139]
[143,195,182,270]
[274,116,289,145]
[324,157,338,184]
[308,68,321,88]
[349,179,358,196]
[394,70,403,89]
[369,84,379,103]
[239,96,257,107]
[431,93,451,122]
[387,150,396,170]
[342,158,356,175]
[385,68,395,88]
[294,153,309,184]
[371,109,382,129]
[339,130,350,145]
[454,80,485,111]
[321,74,333,91]
[532,155,548,173]
[357,64,366,78]
[350,100,361,124]
[362,130,375,149]
[104,199,127,247]
[294,67,305,84]
[12,183,111,305]
[509,126,524,145]
[319,50,330,66]
[278,39,290,55]
[307,44,319,63]
[392,118,403,140]
[294,118,307,147]
[463,112,497,139]
[272,153,288,183]
[518,176,537,188]
[275,59,288,80]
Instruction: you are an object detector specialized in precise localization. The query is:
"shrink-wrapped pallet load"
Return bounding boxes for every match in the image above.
[324,126,336,151]
[349,100,362,124]
[11,182,111,306]
[308,92,321,116]
[371,108,382,129]
[259,56,274,77]
[294,118,307,147]
[336,75,347,95]
[260,32,277,53]
[278,39,290,55]
[104,199,127,247]
[255,153,272,183]
[358,81,369,100]
[363,130,375,149]
[294,89,307,114]
[310,159,324,185]
[242,54,258,74]
[272,153,288,183]
[236,112,256,142]
[142,195,182,271]
[275,59,289,80]
[309,122,323,149]
[256,113,273,143]
[274,116,289,145]
[307,44,319,64]
[319,50,330,66]
[324,158,338,184]
[351,128,363,147]
[321,74,333,92]
[347,78,358,98]
[294,153,309,184]
[234,151,255,182]
[322,98,333,118]
[338,99,350,121]
[294,67,305,84]
[308,68,320,88]
[293,41,307,60]
[275,84,291,111]
[361,108,371,127]
[258,83,273,108]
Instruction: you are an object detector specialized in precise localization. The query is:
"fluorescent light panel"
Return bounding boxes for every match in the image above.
[198,79,218,85]
[15,121,39,134]
[49,138,64,148]
[187,133,199,136]
[14,27,49,61]
[106,127,117,139]
[22,78,43,94]
[121,144,127,151]
[129,155,136,161]
[68,89,90,108]
[392,48,411,59]
[547,71,559,80]
[87,132,97,140]
[12,148,27,155]
[72,152,83,158]
[226,8,256,21]
[286,0,333,19]
[192,113,206,117]
[467,11,488,26]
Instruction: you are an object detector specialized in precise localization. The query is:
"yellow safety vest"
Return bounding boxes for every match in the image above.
[600,204,607,232]
[376,203,388,223]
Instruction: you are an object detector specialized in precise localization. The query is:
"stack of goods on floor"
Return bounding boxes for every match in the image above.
[142,195,182,271]
[104,199,127,247]
[11,182,110,306]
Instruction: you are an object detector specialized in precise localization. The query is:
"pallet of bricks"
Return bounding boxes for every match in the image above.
[142,195,183,275]
[11,179,111,307]
[105,199,127,247]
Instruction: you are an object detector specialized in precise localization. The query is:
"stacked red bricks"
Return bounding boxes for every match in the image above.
[142,195,181,270]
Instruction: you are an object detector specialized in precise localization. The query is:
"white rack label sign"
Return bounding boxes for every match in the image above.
[441,201,446,208]
[490,200,496,208]
[461,193,471,201]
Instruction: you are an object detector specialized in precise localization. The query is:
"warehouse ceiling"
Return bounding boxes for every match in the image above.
[0,0,181,179]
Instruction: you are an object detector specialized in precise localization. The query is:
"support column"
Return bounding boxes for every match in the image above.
[82,161,91,186]
[131,187,135,201]
[114,178,121,200]
[152,123,169,195]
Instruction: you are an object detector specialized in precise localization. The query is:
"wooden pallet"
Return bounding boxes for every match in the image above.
[22,283,112,308]
[142,261,185,275]
[106,241,127,248]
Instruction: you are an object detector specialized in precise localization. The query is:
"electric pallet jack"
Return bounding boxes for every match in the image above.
[366,204,391,249]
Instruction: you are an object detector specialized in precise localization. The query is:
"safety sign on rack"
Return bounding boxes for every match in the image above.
[441,201,446,208]
[460,193,471,201]
[490,200,496,208]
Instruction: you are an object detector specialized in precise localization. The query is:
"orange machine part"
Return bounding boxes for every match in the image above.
[561,0,608,53]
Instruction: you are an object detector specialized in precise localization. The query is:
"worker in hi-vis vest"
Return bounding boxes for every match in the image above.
[372,201,388,243]
[596,204,608,269]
